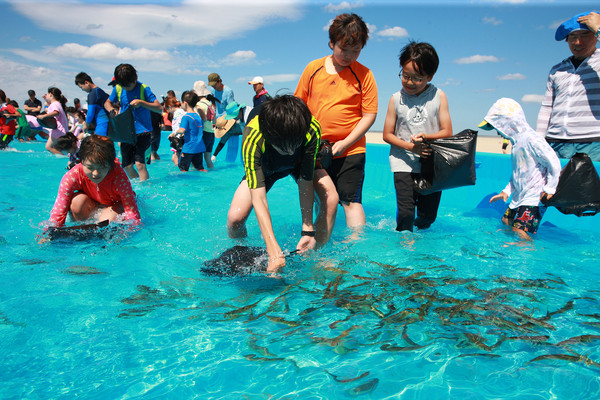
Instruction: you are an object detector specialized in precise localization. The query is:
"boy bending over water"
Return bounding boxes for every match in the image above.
[226,95,338,273]
[49,135,141,228]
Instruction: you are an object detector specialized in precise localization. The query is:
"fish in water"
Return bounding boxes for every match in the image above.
[201,246,267,277]
[349,378,379,396]
[62,265,106,275]
[326,370,370,383]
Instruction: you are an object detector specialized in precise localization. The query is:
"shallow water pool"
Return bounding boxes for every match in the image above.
[1,137,599,399]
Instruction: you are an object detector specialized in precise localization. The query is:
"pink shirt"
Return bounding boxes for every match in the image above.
[49,163,141,227]
[47,101,69,138]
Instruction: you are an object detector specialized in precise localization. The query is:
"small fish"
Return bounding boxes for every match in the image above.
[556,335,600,347]
[243,354,286,362]
[62,265,106,275]
[266,315,303,327]
[380,344,426,352]
[247,337,277,357]
[349,378,379,396]
[457,353,501,359]
[326,370,370,383]
[504,335,550,343]
[463,333,492,352]
[299,306,322,316]
[527,353,600,368]
[223,299,262,320]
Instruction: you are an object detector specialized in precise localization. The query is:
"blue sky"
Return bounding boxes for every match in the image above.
[1,0,598,133]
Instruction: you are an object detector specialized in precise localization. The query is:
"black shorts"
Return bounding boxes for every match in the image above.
[0,134,14,150]
[202,131,215,153]
[179,152,205,171]
[120,131,152,167]
[503,205,545,234]
[322,153,365,204]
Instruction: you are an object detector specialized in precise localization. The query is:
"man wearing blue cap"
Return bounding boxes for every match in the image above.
[536,11,600,162]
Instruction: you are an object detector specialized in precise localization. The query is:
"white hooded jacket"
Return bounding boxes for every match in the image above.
[483,98,562,209]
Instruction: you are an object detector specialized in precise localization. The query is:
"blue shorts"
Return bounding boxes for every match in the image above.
[549,141,600,163]
[503,205,546,234]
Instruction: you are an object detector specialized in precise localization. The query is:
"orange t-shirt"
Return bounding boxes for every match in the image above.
[295,56,378,157]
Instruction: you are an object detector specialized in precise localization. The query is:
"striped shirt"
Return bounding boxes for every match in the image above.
[536,48,600,141]
[243,115,321,189]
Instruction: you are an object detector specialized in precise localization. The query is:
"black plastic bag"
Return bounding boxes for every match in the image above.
[542,152,600,217]
[414,129,477,195]
[107,107,136,144]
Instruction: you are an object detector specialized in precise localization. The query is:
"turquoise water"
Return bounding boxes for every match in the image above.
[1,136,600,399]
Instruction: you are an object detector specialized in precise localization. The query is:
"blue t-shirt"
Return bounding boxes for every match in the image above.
[86,87,109,136]
[108,81,157,135]
[180,112,205,154]
[209,85,235,118]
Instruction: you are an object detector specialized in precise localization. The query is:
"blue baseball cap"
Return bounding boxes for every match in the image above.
[555,12,592,41]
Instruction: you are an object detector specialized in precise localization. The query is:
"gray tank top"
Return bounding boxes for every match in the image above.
[389,84,441,173]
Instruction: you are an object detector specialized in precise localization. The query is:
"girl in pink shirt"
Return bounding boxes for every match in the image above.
[38,87,69,155]
[49,135,141,228]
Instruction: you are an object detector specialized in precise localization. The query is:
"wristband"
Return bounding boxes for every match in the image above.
[301,230,316,237]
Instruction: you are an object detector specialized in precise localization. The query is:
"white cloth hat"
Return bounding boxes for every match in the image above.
[193,80,211,97]
[248,76,264,85]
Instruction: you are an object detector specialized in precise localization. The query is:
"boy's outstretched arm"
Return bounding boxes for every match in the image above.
[296,178,317,252]
[249,187,285,273]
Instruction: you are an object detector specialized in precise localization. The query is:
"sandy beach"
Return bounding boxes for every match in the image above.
[366,131,509,154]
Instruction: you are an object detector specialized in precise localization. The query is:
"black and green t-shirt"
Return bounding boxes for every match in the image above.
[242,115,321,189]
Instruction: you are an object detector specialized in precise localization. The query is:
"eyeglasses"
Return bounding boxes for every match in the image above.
[399,71,425,83]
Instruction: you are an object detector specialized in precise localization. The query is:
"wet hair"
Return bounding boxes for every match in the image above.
[399,41,439,77]
[0,89,6,103]
[329,13,369,49]
[114,63,138,87]
[48,87,68,110]
[28,89,36,97]
[207,94,219,104]
[258,95,312,154]
[78,135,116,168]
[9,100,18,108]
[181,90,199,108]
[167,90,176,98]
[54,132,78,152]
[75,72,93,86]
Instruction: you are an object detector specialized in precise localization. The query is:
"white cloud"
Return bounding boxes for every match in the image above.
[522,94,544,103]
[324,2,364,13]
[376,26,409,39]
[438,78,462,87]
[483,17,502,26]
[0,56,82,106]
[9,0,302,49]
[220,50,257,66]
[50,42,171,61]
[454,55,500,64]
[497,73,526,80]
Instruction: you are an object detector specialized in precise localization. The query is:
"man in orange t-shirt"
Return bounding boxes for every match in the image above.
[295,12,377,229]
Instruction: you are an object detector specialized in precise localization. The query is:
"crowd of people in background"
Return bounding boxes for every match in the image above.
[1,10,600,272]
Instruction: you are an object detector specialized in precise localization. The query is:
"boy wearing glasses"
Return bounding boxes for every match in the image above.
[382,41,453,232]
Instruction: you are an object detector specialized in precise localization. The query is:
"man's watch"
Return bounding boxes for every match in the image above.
[301,230,316,237]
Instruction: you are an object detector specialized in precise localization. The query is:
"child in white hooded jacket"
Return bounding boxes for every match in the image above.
[479,98,562,239]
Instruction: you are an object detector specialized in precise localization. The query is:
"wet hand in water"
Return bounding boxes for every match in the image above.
[296,235,316,253]
[266,253,286,274]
